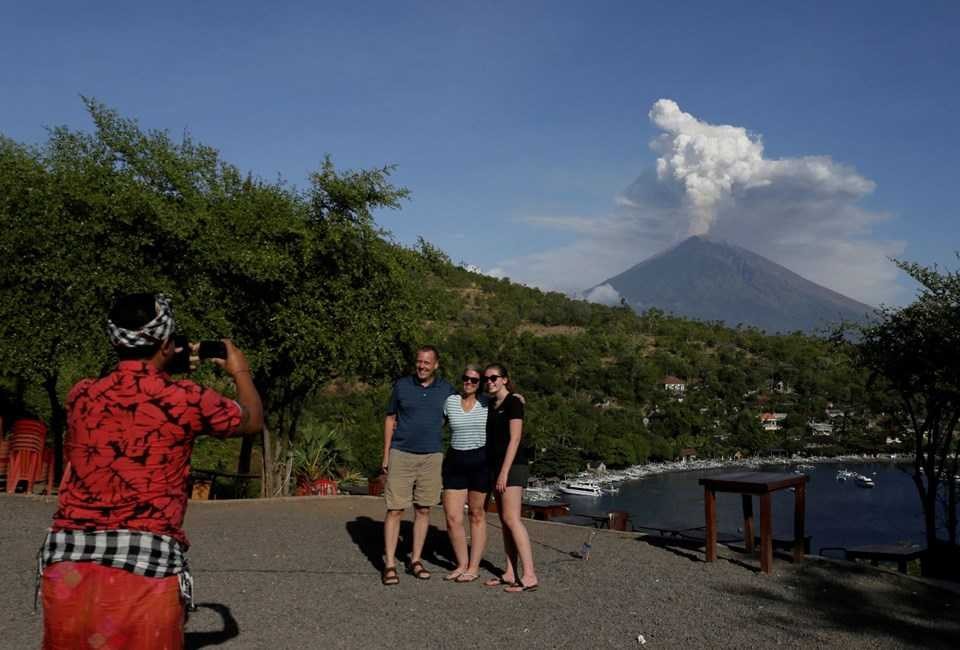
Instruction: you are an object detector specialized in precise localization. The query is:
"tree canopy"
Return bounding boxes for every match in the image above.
[852,258,960,572]
[0,99,431,492]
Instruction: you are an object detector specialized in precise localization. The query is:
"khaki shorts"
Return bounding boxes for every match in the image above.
[384,449,443,510]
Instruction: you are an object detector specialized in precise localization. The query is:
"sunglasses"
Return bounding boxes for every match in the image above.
[462,375,481,384]
[483,375,503,383]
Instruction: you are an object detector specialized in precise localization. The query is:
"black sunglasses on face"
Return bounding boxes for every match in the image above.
[462,376,480,384]
[483,375,502,383]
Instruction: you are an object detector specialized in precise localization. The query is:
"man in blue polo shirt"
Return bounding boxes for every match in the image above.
[380,345,455,585]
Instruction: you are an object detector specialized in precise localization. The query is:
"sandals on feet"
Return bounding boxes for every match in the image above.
[409,560,432,580]
[381,566,399,586]
[504,580,539,593]
[443,569,465,581]
[483,576,514,587]
[455,572,479,583]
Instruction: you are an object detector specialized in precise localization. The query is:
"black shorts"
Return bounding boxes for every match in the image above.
[442,447,490,492]
[490,462,530,488]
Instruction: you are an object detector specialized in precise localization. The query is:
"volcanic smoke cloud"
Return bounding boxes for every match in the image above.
[498,99,905,306]
[648,99,875,238]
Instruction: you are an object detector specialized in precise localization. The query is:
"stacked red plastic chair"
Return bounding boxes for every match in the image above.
[5,418,47,494]
[0,438,9,488]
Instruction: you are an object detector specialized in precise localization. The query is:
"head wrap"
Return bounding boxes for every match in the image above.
[106,294,176,348]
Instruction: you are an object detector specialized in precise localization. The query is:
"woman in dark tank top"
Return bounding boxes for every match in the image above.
[483,363,538,592]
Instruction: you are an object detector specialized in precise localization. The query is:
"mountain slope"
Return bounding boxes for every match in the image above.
[599,236,874,333]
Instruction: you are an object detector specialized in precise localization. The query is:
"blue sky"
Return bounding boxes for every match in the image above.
[2,1,957,305]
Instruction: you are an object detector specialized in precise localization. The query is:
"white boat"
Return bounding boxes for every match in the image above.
[559,481,603,497]
[855,475,875,488]
[836,469,856,482]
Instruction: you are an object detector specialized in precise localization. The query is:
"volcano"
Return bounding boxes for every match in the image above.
[596,236,874,333]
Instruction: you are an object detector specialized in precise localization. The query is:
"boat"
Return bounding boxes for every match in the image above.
[855,475,875,488]
[523,486,559,502]
[558,481,603,497]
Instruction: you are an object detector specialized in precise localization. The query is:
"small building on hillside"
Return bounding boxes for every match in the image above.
[678,447,697,462]
[662,376,686,393]
[771,380,794,394]
[760,412,788,432]
[808,420,834,437]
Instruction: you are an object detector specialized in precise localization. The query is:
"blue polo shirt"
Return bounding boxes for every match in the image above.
[386,375,456,453]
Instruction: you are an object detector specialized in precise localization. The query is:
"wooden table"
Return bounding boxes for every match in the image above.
[699,472,808,574]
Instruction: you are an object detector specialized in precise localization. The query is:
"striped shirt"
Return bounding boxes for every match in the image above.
[444,394,488,451]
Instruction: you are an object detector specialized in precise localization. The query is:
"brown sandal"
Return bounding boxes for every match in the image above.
[409,560,432,580]
[381,566,399,586]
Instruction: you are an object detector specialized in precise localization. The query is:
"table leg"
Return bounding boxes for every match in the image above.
[704,487,717,562]
[742,494,755,553]
[793,481,806,562]
[759,493,773,573]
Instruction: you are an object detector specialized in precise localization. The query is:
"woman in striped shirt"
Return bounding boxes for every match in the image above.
[441,364,490,582]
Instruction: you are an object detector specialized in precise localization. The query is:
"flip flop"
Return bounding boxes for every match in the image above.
[483,576,514,587]
[455,572,479,583]
[504,581,539,593]
[443,569,466,581]
[409,560,432,580]
[381,566,399,586]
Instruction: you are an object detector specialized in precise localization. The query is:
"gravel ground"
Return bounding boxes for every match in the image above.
[2,493,958,649]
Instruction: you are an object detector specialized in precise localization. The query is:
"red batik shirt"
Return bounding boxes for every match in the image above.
[52,360,242,548]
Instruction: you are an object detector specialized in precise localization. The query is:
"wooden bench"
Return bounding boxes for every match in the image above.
[521,501,570,521]
[834,544,924,573]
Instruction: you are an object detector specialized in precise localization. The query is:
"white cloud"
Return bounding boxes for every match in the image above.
[491,99,906,306]
[584,283,622,306]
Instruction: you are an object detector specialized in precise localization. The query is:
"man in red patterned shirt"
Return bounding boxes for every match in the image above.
[40,293,263,650]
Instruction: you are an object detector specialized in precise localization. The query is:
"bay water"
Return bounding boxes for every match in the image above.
[565,461,929,553]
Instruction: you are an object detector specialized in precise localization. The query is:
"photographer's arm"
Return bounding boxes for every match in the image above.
[215,340,263,435]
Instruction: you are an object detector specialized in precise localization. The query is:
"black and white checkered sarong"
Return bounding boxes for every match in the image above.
[37,529,193,610]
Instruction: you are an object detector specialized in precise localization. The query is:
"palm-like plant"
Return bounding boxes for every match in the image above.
[291,422,354,484]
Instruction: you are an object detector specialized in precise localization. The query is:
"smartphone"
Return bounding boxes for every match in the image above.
[198,340,227,360]
[166,337,227,373]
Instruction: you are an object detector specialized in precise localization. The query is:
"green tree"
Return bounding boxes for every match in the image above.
[0,100,428,494]
[728,409,774,454]
[851,258,960,574]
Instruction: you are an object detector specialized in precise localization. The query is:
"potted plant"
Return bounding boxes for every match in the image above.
[291,423,352,496]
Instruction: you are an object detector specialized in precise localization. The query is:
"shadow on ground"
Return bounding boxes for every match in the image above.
[185,603,239,649]
[346,516,499,576]
[637,532,960,646]
[637,534,761,573]
[723,562,960,649]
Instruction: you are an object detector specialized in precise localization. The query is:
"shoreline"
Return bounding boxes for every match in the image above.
[526,452,913,497]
